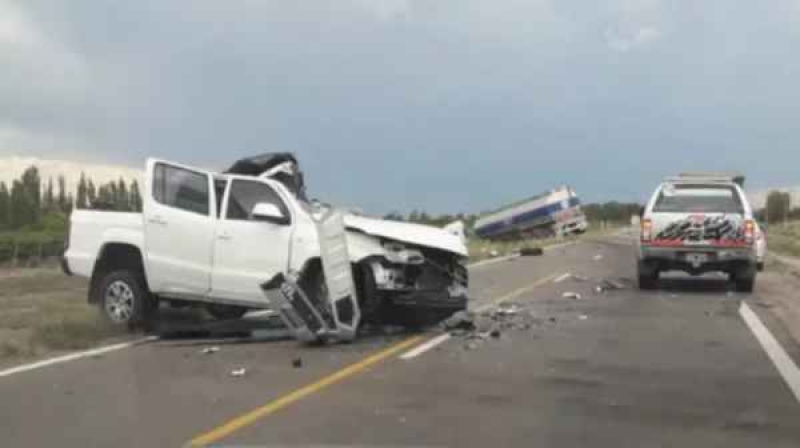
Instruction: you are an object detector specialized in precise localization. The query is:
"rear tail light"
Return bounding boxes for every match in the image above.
[641,219,653,242]
[744,220,755,244]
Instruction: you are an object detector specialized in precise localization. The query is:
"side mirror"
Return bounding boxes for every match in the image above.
[252,203,290,225]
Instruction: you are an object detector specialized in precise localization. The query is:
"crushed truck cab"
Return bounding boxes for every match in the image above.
[64,153,469,339]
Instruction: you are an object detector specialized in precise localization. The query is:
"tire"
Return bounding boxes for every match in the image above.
[205,304,249,320]
[519,247,544,257]
[97,270,153,328]
[637,261,658,290]
[734,265,757,293]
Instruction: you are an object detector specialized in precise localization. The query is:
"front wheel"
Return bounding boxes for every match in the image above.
[97,270,153,328]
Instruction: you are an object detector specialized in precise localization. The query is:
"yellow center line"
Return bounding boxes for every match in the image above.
[188,335,425,447]
[189,273,561,446]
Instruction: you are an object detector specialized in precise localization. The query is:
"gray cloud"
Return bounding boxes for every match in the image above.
[2,0,800,213]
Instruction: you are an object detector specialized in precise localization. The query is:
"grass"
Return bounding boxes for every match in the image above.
[0,268,126,365]
[467,223,625,262]
[766,221,800,258]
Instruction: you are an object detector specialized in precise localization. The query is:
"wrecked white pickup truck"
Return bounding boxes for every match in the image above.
[63,154,469,341]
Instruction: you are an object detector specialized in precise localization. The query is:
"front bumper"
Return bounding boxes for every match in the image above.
[382,290,468,326]
[388,290,468,311]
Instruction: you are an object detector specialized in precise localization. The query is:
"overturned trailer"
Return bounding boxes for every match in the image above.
[474,186,587,240]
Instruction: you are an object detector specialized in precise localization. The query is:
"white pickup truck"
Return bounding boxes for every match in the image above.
[637,173,758,292]
[63,154,469,336]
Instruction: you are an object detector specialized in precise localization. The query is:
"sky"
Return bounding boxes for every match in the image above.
[2,1,800,214]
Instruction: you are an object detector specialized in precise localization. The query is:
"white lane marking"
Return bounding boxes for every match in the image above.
[399,334,452,360]
[468,254,519,269]
[739,302,800,403]
[0,336,158,379]
[553,273,572,283]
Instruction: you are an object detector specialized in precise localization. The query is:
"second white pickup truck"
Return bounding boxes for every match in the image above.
[63,154,469,338]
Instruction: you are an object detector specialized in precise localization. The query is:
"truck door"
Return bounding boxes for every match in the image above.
[143,159,215,295]
[211,177,293,303]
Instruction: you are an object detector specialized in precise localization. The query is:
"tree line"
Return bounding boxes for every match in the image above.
[0,165,142,232]
[762,190,800,225]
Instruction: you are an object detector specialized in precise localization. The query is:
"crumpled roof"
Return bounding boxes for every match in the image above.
[225,153,299,176]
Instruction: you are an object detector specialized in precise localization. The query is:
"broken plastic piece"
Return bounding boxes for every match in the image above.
[578,314,588,321]
[443,311,476,331]
[200,346,220,355]
[562,292,582,300]
[230,368,247,377]
[593,254,604,261]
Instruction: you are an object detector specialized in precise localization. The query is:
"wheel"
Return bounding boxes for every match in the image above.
[97,270,153,328]
[733,265,756,293]
[637,261,658,290]
[205,304,249,320]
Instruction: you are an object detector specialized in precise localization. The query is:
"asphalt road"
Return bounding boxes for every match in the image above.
[2,238,800,447]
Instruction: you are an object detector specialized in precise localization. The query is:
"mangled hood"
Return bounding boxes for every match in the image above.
[343,215,468,257]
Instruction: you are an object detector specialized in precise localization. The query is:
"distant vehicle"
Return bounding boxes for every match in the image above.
[637,173,759,292]
[63,154,469,339]
[474,186,588,240]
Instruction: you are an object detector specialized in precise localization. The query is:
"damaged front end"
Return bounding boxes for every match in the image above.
[262,209,469,343]
[361,242,469,326]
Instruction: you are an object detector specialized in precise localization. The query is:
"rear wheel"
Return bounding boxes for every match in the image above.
[205,304,249,320]
[637,261,659,290]
[733,265,757,293]
[97,270,153,329]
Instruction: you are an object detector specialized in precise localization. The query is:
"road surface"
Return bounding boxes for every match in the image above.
[2,237,800,447]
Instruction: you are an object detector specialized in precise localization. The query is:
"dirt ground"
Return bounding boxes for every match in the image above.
[0,268,128,367]
[756,259,800,346]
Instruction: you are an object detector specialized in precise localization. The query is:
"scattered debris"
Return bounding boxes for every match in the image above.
[549,317,557,323]
[200,346,221,355]
[292,357,303,368]
[578,314,588,321]
[593,254,604,261]
[230,368,247,377]
[449,328,470,337]
[562,292,582,300]
[572,274,589,282]
[489,250,500,258]
[494,302,521,317]
[489,329,502,338]
[443,311,476,331]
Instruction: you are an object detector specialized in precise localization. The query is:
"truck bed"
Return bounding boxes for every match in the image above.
[65,210,143,278]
